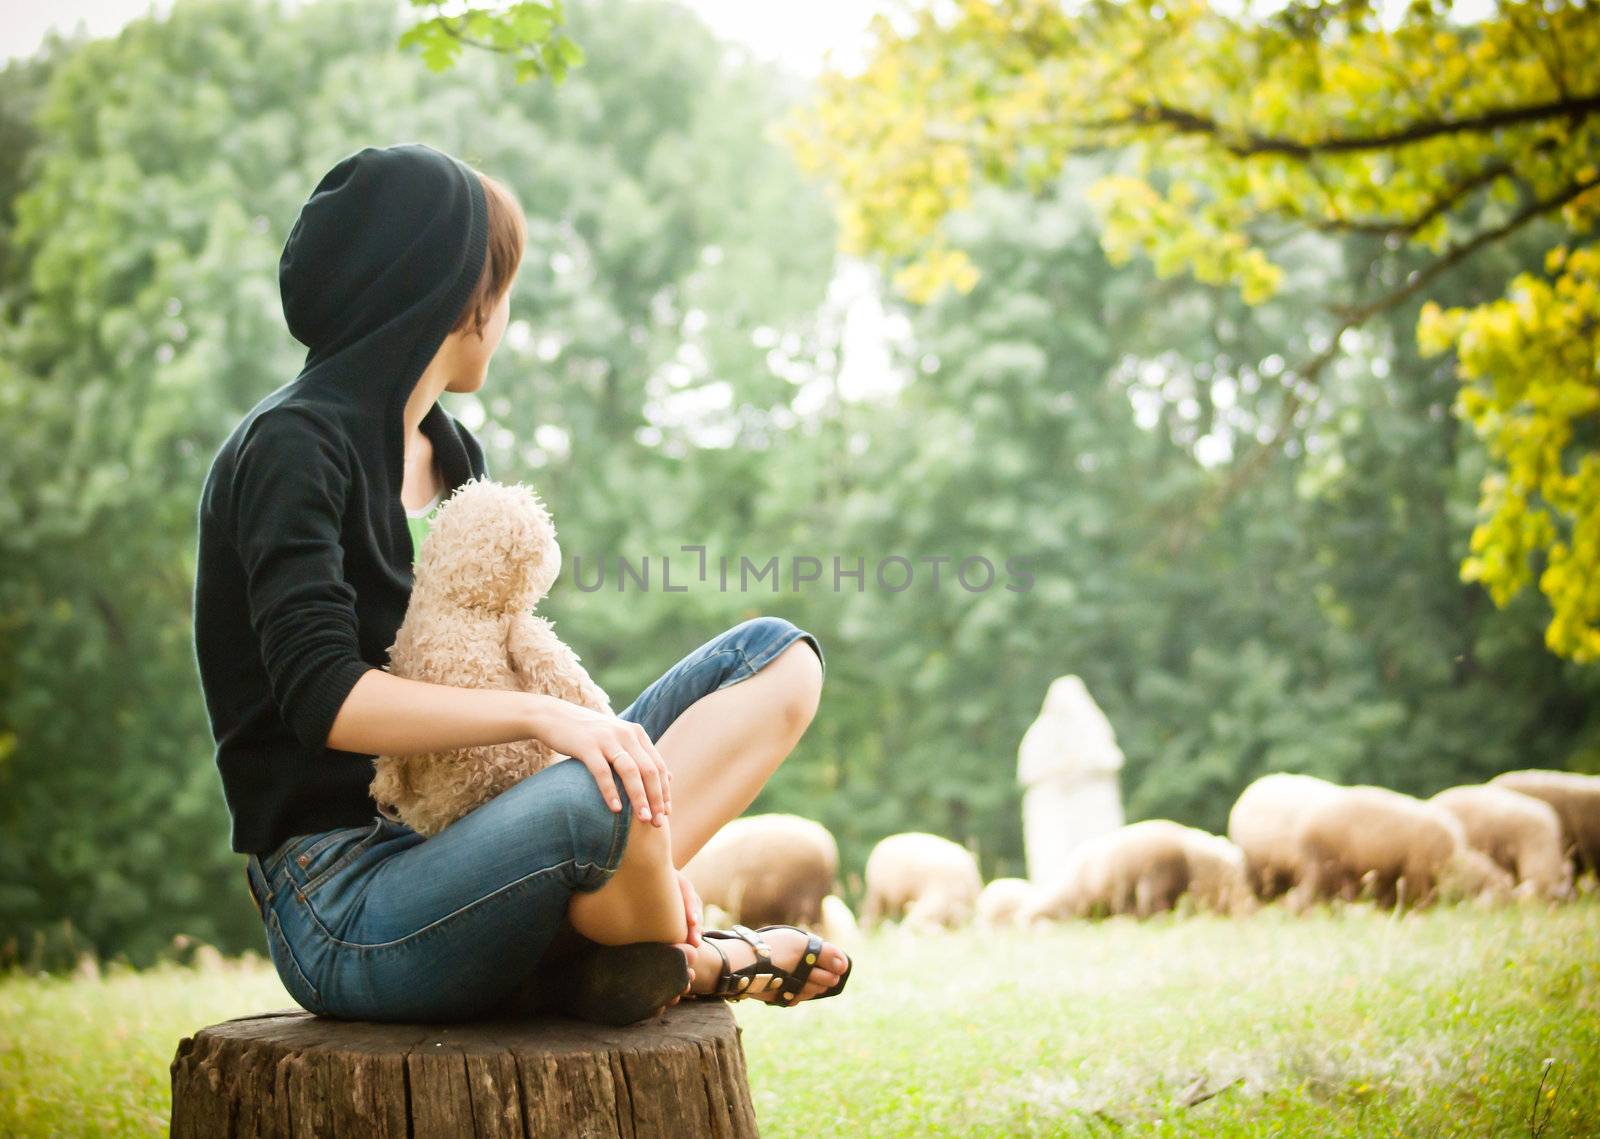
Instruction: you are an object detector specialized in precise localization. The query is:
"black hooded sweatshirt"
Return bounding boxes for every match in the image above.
[192,143,491,856]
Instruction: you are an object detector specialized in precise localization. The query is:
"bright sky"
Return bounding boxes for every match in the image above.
[1,0,891,72]
[3,0,1495,63]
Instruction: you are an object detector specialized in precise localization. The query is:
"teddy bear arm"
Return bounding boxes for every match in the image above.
[506,615,613,714]
[571,669,614,715]
[541,638,614,713]
[504,614,555,688]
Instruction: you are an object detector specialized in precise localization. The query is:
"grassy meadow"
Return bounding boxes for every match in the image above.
[2,901,1597,1136]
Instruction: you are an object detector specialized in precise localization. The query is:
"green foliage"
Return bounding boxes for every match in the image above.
[1420,246,1600,661]
[398,0,586,84]
[781,0,1600,661]
[798,158,1599,855]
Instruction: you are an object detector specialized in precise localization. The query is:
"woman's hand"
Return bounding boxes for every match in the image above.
[525,695,673,825]
[677,870,703,947]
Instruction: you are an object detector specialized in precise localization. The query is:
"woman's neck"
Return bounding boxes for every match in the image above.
[401,431,443,512]
[403,361,457,510]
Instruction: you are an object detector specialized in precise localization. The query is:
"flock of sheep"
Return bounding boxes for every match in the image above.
[680,769,1600,939]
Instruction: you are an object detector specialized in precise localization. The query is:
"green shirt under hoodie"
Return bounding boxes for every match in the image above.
[405,486,443,562]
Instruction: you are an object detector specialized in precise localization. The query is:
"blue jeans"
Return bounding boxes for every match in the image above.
[243,616,823,1023]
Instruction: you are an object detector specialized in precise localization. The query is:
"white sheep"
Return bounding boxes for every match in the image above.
[976,877,1040,930]
[860,832,983,931]
[1287,785,1474,911]
[682,813,839,929]
[818,894,860,946]
[1490,769,1600,882]
[1226,772,1345,901]
[1019,820,1248,922]
[1182,829,1256,916]
[1429,783,1574,901]
[1434,845,1516,907]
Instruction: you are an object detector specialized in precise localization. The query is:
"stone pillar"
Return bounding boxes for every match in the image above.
[1017,675,1126,886]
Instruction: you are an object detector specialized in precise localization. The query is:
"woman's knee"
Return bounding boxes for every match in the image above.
[770,637,823,733]
[737,614,822,660]
[737,616,822,728]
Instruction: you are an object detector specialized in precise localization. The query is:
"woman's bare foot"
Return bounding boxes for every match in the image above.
[682,928,848,1003]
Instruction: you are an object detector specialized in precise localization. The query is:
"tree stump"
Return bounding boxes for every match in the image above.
[170,1000,760,1138]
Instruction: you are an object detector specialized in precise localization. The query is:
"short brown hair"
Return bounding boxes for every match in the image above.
[451,170,527,338]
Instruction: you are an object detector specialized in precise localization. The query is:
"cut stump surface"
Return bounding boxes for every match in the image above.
[169,999,759,1138]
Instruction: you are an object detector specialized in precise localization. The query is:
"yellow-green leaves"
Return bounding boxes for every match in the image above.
[1087,174,1285,304]
[1420,244,1600,661]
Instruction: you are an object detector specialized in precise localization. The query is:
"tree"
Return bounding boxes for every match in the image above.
[776,0,1600,661]
[0,0,837,966]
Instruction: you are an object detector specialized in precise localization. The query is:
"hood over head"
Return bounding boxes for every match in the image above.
[280,142,488,378]
[275,142,490,570]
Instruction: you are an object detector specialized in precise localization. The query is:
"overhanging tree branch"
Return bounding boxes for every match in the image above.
[1310,160,1517,236]
[1331,170,1600,323]
[1104,90,1600,157]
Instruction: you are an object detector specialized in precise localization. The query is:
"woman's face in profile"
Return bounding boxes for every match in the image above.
[444,288,512,394]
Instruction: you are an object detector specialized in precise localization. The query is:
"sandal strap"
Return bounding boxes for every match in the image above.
[702,934,732,989]
[730,924,771,959]
[702,926,782,999]
[755,925,825,1005]
[700,924,827,1006]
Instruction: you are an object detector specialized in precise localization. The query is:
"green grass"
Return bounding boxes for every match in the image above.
[3,902,1597,1136]
[737,902,1600,1137]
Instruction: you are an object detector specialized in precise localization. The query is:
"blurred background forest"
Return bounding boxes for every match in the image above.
[2,0,1597,971]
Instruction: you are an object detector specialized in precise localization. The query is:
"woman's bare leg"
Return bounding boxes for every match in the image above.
[567,639,822,937]
[565,640,845,1001]
[657,637,825,867]
[564,804,687,946]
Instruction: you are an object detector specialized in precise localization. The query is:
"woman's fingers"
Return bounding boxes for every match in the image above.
[613,728,666,823]
[554,714,671,822]
[584,752,624,812]
[677,871,702,945]
[629,722,672,814]
[608,747,656,823]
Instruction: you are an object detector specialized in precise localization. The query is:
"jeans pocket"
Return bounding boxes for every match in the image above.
[292,821,385,897]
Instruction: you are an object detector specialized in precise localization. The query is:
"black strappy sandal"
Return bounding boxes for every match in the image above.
[698,923,853,1006]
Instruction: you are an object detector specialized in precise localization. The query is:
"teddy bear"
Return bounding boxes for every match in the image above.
[368,477,613,836]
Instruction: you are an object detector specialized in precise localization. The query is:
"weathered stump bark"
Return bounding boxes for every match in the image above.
[170,1000,760,1138]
